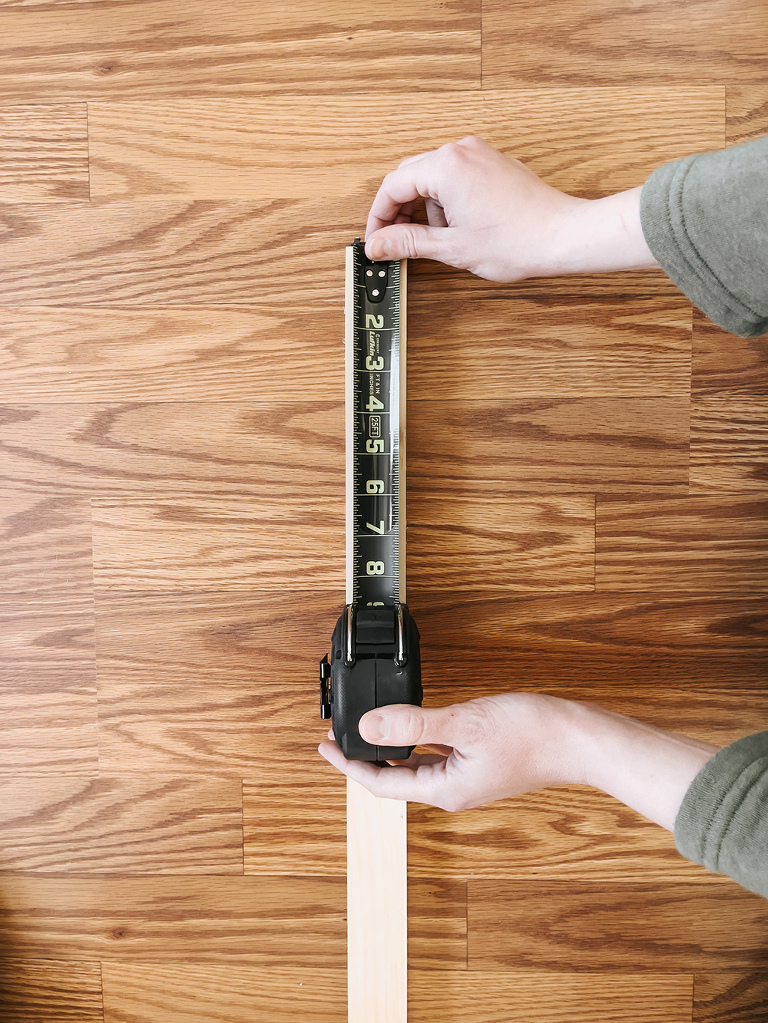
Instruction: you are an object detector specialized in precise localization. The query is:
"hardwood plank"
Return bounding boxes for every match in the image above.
[483,0,764,85]
[0,293,690,405]
[0,305,344,404]
[410,294,691,400]
[96,680,347,777]
[87,88,723,200]
[409,972,692,1023]
[596,497,768,591]
[408,787,709,883]
[0,494,93,594]
[92,495,344,591]
[693,972,768,1023]
[244,772,710,884]
[727,86,768,144]
[95,590,768,691]
[0,958,103,1023]
[91,495,593,592]
[410,398,688,495]
[102,964,346,1023]
[0,402,344,498]
[0,876,345,965]
[407,879,467,970]
[0,776,242,873]
[408,495,595,593]
[95,591,337,685]
[0,105,88,203]
[690,398,768,492]
[0,875,463,968]
[0,593,95,678]
[0,683,97,775]
[0,0,479,102]
[0,205,702,309]
[468,881,768,972]
[692,309,768,397]
[244,772,346,877]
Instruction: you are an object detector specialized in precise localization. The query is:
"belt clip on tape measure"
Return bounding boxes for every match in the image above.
[319,239,423,761]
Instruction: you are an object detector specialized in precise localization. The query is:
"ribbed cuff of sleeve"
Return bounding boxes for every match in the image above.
[640,140,768,338]
[674,730,768,898]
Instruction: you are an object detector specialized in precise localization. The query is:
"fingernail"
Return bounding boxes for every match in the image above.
[361,712,388,743]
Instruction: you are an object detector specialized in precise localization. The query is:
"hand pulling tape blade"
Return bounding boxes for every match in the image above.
[319,239,422,762]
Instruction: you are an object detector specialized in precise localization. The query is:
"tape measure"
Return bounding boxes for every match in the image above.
[319,239,422,762]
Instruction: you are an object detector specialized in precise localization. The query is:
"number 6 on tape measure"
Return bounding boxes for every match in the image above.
[319,239,423,762]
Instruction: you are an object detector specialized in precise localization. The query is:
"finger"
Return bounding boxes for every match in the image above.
[366,222,455,262]
[424,197,448,228]
[365,152,443,238]
[359,703,477,751]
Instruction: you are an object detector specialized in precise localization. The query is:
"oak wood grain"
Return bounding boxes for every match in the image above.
[690,398,768,492]
[0,683,97,775]
[0,0,480,102]
[407,495,595,592]
[693,972,768,1023]
[0,402,344,497]
[86,89,723,200]
[0,875,464,968]
[409,294,691,400]
[0,958,103,1023]
[727,86,768,144]
[410,398,689,495]
[101,964,346,1023]
[100,965,676,1023]
[0,493,93,595]
[692,309,768,397]
[596,497,768,591]
[409,972,693,1023]
[483,0,765,85]
[0,201,693,307]
[243,772,711,883]
[0,776,243,873]
[92,495,345,591]
[0,293,690,405]
[95,589,768,688]
[0,593,95,678]
[468,881,768,971]
[0,105,89,203]
[0,305,344,403]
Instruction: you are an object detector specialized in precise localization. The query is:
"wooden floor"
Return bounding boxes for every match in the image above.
[0,1,767,1020]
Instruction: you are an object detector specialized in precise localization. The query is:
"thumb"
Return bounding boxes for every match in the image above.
[365,223,449,264]
[359,703,473,748]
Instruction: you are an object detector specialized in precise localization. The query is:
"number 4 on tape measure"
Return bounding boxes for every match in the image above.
[319,238,423,762]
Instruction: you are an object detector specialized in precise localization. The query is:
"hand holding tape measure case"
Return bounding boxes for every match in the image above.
[319,240,423,762]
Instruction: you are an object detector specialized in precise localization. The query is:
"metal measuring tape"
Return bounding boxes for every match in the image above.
[319,239,422,761]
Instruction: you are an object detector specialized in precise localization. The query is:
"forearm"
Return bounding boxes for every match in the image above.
[544,186,660,277]
[564,699,721,831]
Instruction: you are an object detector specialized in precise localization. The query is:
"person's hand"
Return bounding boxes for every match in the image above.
[318,692,720,829]
[317,693,584,811]
[364,135,658,281]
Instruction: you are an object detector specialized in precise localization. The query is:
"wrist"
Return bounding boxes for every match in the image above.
[568,700,720,831]
[545,186,660,277]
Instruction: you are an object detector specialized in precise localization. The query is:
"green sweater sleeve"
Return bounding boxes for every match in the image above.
[640,136,768,338]
[674,730,768,898]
